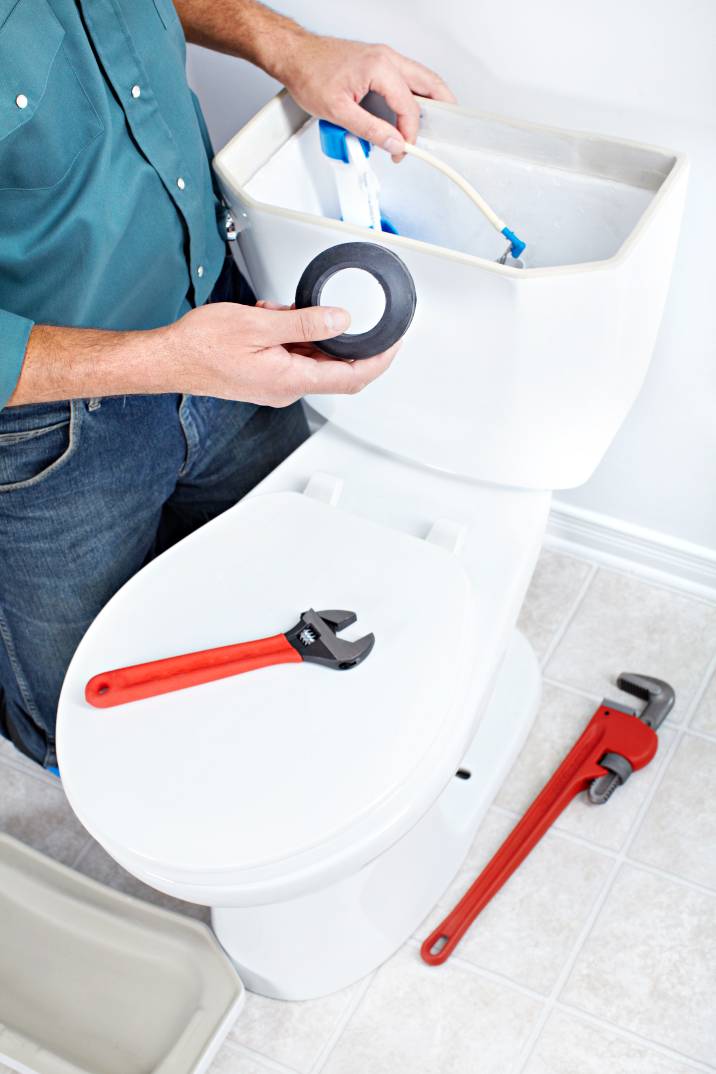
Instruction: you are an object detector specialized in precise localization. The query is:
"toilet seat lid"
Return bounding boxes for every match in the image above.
[58,492,478,889]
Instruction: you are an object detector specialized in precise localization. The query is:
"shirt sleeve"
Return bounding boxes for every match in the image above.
[0,308,34,410]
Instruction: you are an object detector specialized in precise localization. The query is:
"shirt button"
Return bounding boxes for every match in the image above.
[197,265,204,278]
[131,84,141,99]
[15,93,28,109]
[176,177,186,190]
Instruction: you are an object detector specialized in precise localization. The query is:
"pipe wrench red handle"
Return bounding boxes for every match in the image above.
[421,693,667,966]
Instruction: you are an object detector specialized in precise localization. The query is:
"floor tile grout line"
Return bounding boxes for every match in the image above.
[539,544,597,570]
[493,800,716,904]
[540,676,602,702]
[685,650,716,730]
[408,933,716,1073]
[221,1038,302,1074]
[538,564,599,671]
[683,724,716,743]
[400,938,716,1074]
[513,657,710,1074]
[70,835,95,869]
[623,856,716,900]
[597,560,716,609]
[510,858,618,1071]
[0,752,58,788]
[404,936,548,1004]
[489,802,620,858]
[0,753,97,868]
[542,541,716,609]
[309,972,376,1074]
[554,1000,716,1074]
[618,653,716,877]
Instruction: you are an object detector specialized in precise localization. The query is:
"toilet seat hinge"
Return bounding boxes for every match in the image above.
[425,519,468,555]
[303,472,344,506]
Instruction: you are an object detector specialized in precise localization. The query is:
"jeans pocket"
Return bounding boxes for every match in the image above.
[0,400,80,491]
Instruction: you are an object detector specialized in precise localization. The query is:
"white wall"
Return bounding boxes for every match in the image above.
[187,0,716,552]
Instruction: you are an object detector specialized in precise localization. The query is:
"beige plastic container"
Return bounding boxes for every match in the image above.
[0,834,243,1074]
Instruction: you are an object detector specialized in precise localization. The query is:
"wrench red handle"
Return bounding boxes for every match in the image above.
[421,706,658,965]
[85,633,302,708]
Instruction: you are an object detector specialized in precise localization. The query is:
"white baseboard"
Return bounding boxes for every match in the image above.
[546,501,716,601]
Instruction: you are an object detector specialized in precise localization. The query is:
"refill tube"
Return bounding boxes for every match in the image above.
[401,142,526,258]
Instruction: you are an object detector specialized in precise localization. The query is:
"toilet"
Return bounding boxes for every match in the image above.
[56,94,687,1001]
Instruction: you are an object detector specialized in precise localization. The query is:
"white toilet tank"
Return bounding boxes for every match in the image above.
[214,93,687,490]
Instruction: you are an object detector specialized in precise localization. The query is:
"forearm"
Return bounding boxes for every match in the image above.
[6,324,174,406]
[173,0,306,81]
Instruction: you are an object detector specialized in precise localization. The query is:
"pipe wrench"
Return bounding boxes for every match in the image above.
[421,672,675,965]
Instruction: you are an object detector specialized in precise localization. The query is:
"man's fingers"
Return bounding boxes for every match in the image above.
[254,304,351,345]
[255,299,290,311]
[286,343,400,396]
[333,50,454,160]
[337,99,405,158]
[365,64,421,148]
[312,345,399,394]
[389,52,457,104]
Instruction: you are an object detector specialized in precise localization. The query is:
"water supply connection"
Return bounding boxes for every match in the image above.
[318,119,527,266]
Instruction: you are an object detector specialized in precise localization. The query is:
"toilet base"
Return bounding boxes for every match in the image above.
[211,630,540,999]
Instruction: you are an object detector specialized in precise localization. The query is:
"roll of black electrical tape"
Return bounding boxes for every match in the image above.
[294,242,417,360]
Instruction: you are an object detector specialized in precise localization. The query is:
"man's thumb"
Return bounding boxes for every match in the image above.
[260,305,351,345]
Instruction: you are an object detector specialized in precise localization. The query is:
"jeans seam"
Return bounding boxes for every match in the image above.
[0,419,70,446]
[0,602,47,744]
[0,400,82,494]
[177,394,199,478]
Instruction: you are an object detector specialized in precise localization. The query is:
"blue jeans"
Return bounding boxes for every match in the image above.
[0,261,309,767]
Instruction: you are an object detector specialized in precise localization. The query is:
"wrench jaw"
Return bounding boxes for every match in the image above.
[334,632,375,670]
[588,672,677,805]
[285,608,375,670]
[314,609,357,632]
[588,752,635,804]
[616,672,676,730]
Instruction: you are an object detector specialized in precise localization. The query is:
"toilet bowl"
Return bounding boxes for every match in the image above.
[57,94,686,1000]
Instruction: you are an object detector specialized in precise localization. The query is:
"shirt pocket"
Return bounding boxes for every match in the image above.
[0,0,104,191]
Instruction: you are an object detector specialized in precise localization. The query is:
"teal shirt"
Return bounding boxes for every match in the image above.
[0,0,226,408]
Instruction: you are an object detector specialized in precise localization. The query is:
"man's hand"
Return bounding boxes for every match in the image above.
[275,37,456,162]
[167,300,399,406]
[9,302,398,406]
[175,0,456,162]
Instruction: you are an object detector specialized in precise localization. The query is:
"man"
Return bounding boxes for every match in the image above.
[0,0,455,769]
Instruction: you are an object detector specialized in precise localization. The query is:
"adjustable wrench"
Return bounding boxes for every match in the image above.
[421,672,675,965]
[85,608,374,708]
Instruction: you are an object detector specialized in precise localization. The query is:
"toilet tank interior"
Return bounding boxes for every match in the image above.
[242,103,677,269]
[216,95,687,490]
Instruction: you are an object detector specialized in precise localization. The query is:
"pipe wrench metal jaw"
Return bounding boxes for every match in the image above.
[588,673,676,804]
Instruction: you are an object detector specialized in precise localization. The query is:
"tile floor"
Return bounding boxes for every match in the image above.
[2,547,716,1074]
